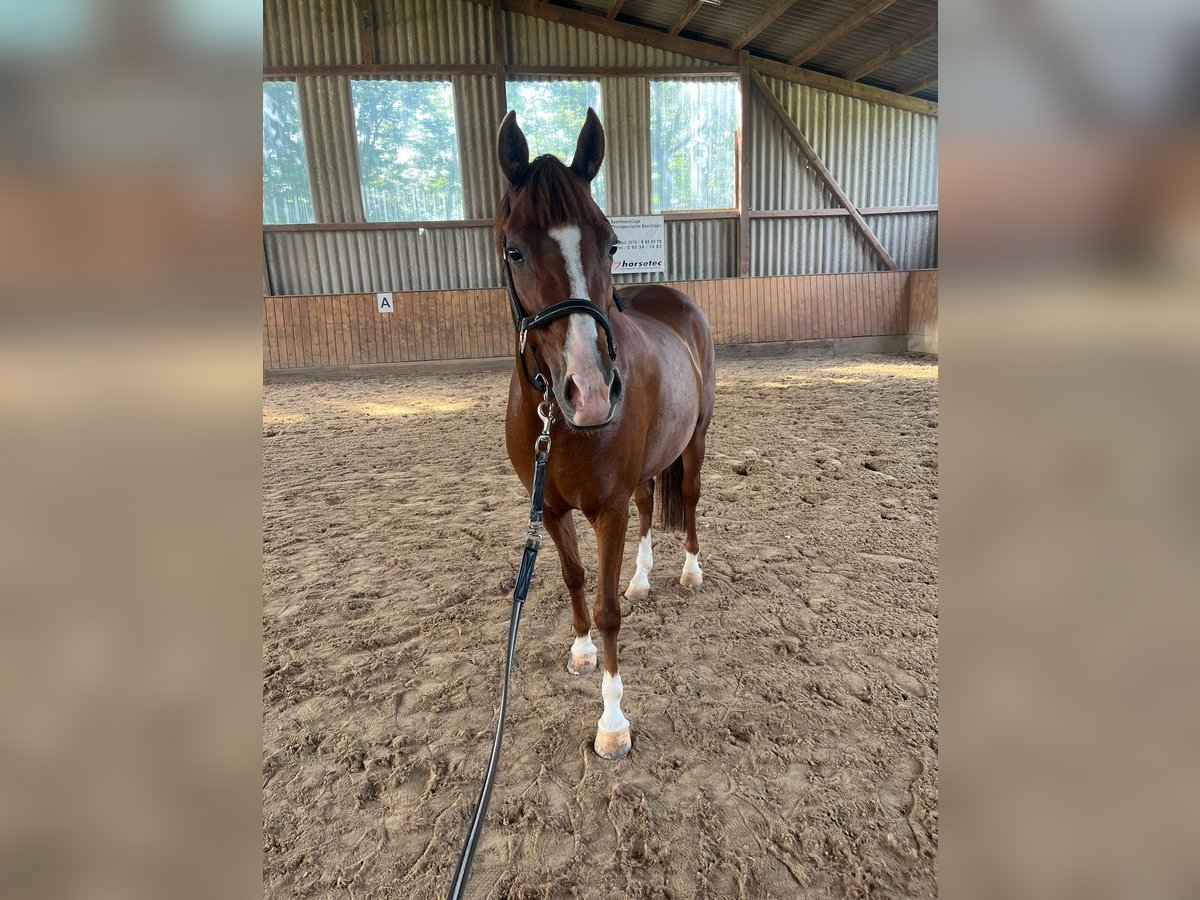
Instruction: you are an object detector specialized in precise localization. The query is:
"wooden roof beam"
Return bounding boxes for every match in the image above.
[899,71,938,95]
[845,20,936,83]
[729,0,802,51]
[788,0,899,67]
[669,0,705,36]
[607,0,626,21]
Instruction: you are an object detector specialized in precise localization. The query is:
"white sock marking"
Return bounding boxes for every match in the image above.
[683,552,702,578]
[598,671,629,733]
[571,632,597,657]
[627,531,653,594]
[547,224,600,375]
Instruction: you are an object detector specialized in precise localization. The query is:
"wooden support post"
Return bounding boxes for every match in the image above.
[492,1,508,115]
[748,70,898,271]
[737,51,751,277]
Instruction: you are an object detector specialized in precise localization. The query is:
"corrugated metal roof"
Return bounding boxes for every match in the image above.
[610,0,938,100]
[804,1,937,76]
[868,40,938,98]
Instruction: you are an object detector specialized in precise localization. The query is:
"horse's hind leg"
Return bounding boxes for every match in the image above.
[624,478,654,600]
[593,505,632,759]
[544,509,597,675]
[679,429,707,588]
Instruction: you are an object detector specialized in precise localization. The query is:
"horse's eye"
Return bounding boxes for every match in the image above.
[506,246,524,263]
[608,242,618,257]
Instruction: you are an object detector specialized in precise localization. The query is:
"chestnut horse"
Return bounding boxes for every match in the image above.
[496,108,715,759]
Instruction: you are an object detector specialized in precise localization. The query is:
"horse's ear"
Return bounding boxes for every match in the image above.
[570,108,605,183]
[497,110,529,185]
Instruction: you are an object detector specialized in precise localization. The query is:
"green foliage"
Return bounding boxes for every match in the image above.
[262,82,314,225]
[650,80,736,212]
[352,80,464,222]
[506,80,606,210]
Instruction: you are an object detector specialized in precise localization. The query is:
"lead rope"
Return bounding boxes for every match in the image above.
[446,394,555,900]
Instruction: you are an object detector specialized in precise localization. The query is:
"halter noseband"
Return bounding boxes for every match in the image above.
[504,259,624,394]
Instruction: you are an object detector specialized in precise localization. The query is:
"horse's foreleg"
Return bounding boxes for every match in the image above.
[679,432,706,587]
[593,505,631,759]
[624,478,654,600]
[544,509,596,675]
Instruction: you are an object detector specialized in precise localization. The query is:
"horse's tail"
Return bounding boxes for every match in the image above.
[656,456,686,532]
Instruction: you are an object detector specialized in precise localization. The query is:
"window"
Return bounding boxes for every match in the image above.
[650,80,737,212]
[263,81,314,224]
[506,80,606,211]
[352,80,464,222]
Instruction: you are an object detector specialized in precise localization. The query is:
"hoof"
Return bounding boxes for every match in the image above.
[567,652,598,676]
[680,571,703,587]
[594,726,631,760]
[624,582,650,601]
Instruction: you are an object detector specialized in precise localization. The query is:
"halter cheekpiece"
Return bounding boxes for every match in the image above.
[504,259,624,394]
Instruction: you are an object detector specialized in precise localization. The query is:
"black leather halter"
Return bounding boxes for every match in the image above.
[504,259,624,394]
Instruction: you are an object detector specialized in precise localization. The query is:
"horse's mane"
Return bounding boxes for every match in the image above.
[493,155,602,256]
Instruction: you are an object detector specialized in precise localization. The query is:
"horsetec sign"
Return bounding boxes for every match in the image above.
[609,215,664,273]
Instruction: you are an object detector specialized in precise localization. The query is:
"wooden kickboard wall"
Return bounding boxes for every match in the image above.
[263,271,936,371]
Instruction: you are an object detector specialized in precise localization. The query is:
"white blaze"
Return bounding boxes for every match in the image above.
[547,224,599,372]
[598,671,629,733]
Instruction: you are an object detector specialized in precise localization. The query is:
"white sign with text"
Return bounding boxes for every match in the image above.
[376,292,394,313]
[609,216,665,273]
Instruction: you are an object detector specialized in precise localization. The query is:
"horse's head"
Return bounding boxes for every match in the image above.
[495,108,622,429]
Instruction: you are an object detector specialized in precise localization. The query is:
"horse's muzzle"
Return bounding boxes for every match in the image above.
[560,367,621,429]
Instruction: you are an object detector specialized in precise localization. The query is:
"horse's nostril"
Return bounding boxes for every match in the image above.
[566,375,584,409]
[609,369,623,401]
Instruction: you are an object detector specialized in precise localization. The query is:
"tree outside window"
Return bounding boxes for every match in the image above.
[262,81,314,225]
[506,80,607,211]
[650,80,737,212]
[352,80,464,222]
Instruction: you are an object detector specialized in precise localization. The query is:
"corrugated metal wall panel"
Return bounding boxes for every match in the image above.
[751,218,878,276]
[371,0,491,65]
[265,228,499,295]
[454,75,505,219]
[264,0,363,67]
[296,77,366,223]
[667,219,736,280]
[750,79,835,211]
[503,11,715,68]
[751,74,938,273]
[601,78,651,216]
[866,212,938,270]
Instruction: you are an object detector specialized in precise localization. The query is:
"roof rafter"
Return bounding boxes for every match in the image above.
[606,0,625,21]
[788,0,899,67]
[845,21,936,82]
[729,0,802,51]
[669,0,705,36]
[898,71,938,95]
